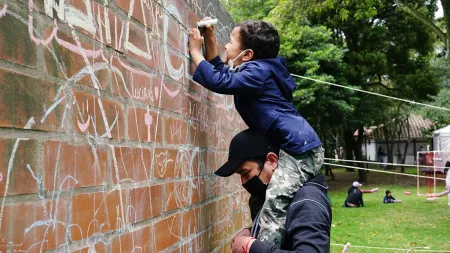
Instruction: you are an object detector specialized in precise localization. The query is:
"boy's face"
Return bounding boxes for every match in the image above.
[225,27,251,66]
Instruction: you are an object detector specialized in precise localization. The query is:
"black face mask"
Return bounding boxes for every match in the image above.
[242,170,268,197]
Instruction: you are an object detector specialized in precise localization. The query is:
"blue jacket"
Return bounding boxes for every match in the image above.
[193,56,322,155]
[250,174,332,252]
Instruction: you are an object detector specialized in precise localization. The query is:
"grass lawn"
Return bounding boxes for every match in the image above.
[327,168,450,252]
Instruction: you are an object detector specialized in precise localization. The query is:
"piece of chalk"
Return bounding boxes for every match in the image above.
[198,19,218,27]
[404,191,411,195]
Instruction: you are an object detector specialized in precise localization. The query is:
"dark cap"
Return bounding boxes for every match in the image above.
[215,129,279,177]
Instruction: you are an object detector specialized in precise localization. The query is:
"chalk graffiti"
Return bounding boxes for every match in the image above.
[0,0,245,251]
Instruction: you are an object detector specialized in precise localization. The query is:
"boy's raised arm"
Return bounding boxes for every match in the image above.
[199,17,219,61]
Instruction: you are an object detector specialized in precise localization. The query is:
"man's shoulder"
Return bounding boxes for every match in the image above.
[290,177,330,213]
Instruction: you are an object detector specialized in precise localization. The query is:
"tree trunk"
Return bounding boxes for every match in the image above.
[354,126,367,182]
[343,129,355,172]
[322,133,335,180]
[441,0,450,65]
[401,140,411,173]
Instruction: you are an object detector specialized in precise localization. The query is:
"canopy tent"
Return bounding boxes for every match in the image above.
[433,125,450,172]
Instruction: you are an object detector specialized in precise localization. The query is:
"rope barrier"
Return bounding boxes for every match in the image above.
[324,158,450,170]
[291,74,450,112]
[324,162,447,181]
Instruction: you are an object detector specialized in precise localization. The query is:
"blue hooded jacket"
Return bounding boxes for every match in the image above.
[193,56,321,155]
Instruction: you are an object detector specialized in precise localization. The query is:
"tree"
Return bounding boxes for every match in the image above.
[277,0,440,182]
[222,0,441,183]
[394,0,450,65]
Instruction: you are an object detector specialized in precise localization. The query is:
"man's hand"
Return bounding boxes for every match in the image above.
[231,229,255,253]
[199,17,215,39]
[188,28,203,54]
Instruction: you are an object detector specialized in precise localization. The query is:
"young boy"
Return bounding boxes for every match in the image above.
[383,190,401,204]
[189,19,324,247]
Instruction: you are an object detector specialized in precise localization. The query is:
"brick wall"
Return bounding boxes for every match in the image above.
[0,0,250,252]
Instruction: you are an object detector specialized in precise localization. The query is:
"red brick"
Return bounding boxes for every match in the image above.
[71,190,125,240]
[191,150,207,176]
[182,208,205,238]
[124,23,160,70]
[165,0,188,25]
[45,31,108,90]
[165,14,185,53]
[163,47,188,84]
[190,122,208,147]
[111,56,153,104]
[112,146,152,184]
[0,200,66,252]
[154,214,180,252]
[157,79,182,113]
[164,181,188,212]
[127,107,162,143]
[208,221,224,249]
[154,148,178,178]
[164,115,188,145]
[44,141,108,190]
[0,69,62,131]
[0,10,37,68]
[72,90,125,139]
[187,10,200,33]
[0,138,38,196]
[73,243,106,253]
[115,0,152,28]
[92,2,125,52]
[111,227,151,253]
[191,178,207,204]
[128,184,163,223]
[232,211,245,233]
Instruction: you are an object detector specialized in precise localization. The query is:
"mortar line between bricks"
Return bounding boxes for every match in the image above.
[0,128,232,152]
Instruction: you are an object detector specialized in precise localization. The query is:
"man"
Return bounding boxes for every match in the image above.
[214,129,332,253]
[344,181,364,207]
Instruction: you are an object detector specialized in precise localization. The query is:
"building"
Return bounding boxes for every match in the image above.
[356,114,434,164]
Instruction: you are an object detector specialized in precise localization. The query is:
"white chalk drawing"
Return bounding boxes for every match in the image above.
[0,0,246,251]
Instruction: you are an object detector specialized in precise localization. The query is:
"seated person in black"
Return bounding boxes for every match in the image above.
[344,181,364,207]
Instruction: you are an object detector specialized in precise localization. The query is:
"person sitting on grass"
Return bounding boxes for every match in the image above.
[344,181,364,207]
[383,190,402,204]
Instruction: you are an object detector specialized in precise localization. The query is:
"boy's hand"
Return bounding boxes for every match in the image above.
[189,28,203,53]
[199,17,215,39]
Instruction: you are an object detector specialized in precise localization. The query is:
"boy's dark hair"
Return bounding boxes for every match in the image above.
[236,20,280,59]
[386,190,391,195]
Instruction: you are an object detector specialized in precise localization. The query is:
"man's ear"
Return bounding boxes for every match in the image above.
[266,152,279,170]
[242,49,254,62]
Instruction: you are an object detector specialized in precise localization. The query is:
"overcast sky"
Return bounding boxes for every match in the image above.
[436,0,444,19]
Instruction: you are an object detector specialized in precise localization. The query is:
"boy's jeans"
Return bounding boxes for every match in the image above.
[257,146,325,247]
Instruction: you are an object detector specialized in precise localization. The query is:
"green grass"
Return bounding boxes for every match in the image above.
[327,169,450,253]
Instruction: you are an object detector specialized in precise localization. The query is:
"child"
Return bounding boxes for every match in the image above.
[384,190,401,204]
[189,19,324,247]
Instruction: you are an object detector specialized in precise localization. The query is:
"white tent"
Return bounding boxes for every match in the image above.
[433,125,450,151]
[433,125,450,173]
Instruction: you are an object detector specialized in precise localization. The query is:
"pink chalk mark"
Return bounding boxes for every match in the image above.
[116,57,156,78]
[154,86,159,102]
[77,116,91,132]
[28,0,57,46]
[0,4,7,17]
[162,81,180,97]
[145,107,153,142]
[55,35,103,58]
[185,92,202,102]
